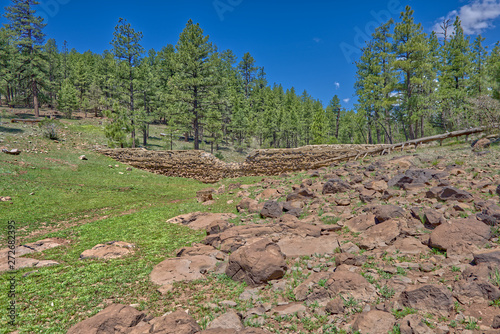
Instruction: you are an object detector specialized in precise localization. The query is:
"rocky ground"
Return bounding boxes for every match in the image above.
[4,140,500,334]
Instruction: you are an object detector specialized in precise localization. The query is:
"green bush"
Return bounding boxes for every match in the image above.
[39,118,60,140]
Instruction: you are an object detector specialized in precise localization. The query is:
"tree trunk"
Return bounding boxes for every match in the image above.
[193,86,200,150]
[335,108,340,139]
[33,79,39,117]
[130,60,135,148]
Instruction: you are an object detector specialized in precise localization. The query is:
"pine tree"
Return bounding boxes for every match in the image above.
[438,17,471,130]
[4,0,47,117]
[372,19,397,143]
[57,79,79,118]
[355,44,378,144]
[470,35,487,97]
[311,100,327,145]
[489,43,500,100]
[393,5,431,139]
[0,28,16,105]
[325,95,341,141]
[169,20,219,150]
[238,52,257,99]
[111,18,145,147]
[44,38,61,109]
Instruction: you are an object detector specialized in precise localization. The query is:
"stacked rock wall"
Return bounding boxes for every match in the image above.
[98,144,388,183]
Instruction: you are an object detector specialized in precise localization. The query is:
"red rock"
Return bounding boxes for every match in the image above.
[226,239,287,286]
[66,304,146,334]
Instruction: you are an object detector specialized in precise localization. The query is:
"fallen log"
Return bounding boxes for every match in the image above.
[11,119,42,124]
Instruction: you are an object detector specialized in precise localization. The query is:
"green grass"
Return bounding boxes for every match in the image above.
[0,206,206,333]
[392,307,417,319]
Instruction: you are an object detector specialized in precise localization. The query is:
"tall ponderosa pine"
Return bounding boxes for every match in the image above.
[0,28,16,105]
[393,5,430,139]
[311,100,327,144]
[438,17,471,130]
[44,38,60,108]
[57,79,79,118]
[110,18,145,147]
[325,95,341,141]
[4,0,47,117]
[238,52,257,99]
[169,19,219,150]
[470,35,487,97]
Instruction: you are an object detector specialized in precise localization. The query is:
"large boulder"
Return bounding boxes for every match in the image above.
[359,219,401,250]
[398,314,434,334]
[426,186,473,202]
[476,205,500,226]
[80,241,135,260]
[150,255,217,286]
[237,198,262,213]
[473,138,491,150]
[399,285,453,316]
[453,276,500,303]
[203,224,281,253]
[322,179,351,195]
[66,304,145,334]
[294,271,377,302]
[167,212,236,230]
[473,249,500,267]
[207,310,243,331]
[365,205,405,223]
[344,214,376,232]
[0,237,68,259]
[386,237,429,256]
[429,218,491,251]
[0,257,59,273]
[260,201,282,219]
[388,169,443,189]
[352,310,396,334]
[423,208,446,227]
[226,239,287,286]
[277,235,340,257]
[144,310,201,334]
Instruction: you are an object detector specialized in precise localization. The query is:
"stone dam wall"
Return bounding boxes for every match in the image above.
[98,144,389,183]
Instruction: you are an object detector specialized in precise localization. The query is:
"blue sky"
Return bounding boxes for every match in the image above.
[2,0,500,109]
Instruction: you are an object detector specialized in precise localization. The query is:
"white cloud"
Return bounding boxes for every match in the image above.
[334,82,340,89]
[343,98,350,103]
[433,0,500,35]
[313,37,321,43]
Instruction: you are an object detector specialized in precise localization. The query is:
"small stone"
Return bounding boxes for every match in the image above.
[419,262,434,272]
[220,300,237,307]
[196,188,214,203]
[492,314,500,329]
[79,155,87,160]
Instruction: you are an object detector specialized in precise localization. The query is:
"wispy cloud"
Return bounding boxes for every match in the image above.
[313,37,321,43]
[433,0,500,35]
[334,82,340,89]
[343,98,350,103]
